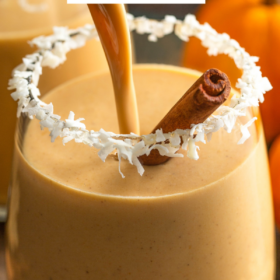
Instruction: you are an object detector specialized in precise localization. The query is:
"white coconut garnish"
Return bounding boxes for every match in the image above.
[8,14,272,177]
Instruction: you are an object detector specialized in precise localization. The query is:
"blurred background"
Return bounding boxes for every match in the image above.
[1,2,280,279]
[128,4,199,65]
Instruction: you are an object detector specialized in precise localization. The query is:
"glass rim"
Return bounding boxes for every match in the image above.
[13,64,262,201]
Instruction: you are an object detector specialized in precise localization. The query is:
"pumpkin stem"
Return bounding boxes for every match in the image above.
[265,0,280,5]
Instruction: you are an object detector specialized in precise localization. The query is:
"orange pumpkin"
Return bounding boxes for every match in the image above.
[182,0,280,144]
[269,135,280,228]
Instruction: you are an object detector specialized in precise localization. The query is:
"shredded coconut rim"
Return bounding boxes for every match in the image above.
[8,14,272,177]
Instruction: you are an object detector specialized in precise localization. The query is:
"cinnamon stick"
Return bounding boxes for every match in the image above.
[139,68,231,166]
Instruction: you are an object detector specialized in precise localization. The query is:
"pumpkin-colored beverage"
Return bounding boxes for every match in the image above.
[0,0,107,209]
[6,65,275,280]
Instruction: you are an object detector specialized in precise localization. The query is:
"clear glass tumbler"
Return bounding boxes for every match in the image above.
[5,61,275,279]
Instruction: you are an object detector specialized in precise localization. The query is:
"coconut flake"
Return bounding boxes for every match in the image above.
[187,138,199,160]
[155,129,166,142]
[238,117,257,144]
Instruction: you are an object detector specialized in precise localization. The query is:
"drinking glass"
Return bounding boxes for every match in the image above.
[4,7,275,279]
[5,68,275,279]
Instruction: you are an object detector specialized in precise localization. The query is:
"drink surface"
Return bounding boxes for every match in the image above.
[25,65,257,196]
[0,0,108,206]
[6,65,275,279]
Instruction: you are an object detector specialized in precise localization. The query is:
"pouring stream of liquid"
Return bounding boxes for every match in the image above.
[87,4,140,135]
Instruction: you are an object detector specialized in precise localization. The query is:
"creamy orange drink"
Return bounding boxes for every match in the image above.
[5,4,275,280]
[6,65,274,279]
[0,0,107,208]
